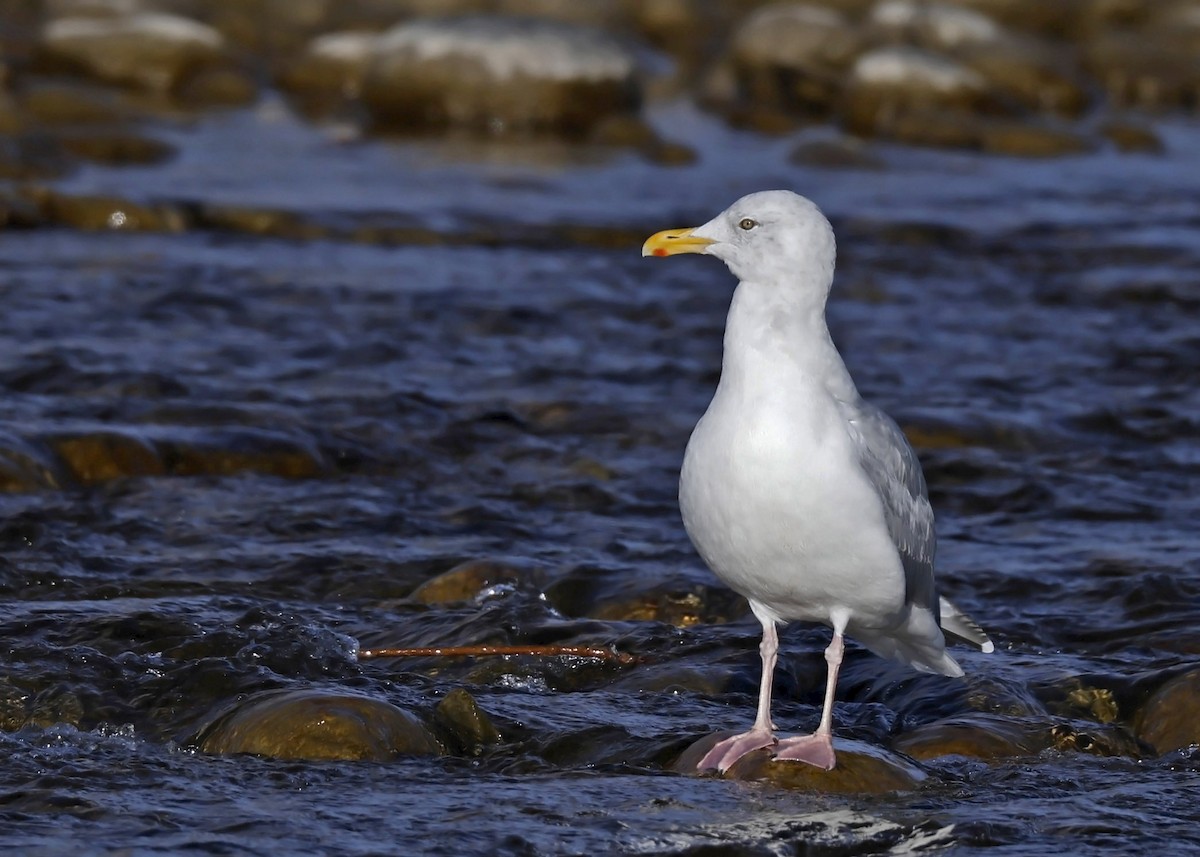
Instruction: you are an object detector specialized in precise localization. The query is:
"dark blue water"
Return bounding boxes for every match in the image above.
[1,100,1199,854]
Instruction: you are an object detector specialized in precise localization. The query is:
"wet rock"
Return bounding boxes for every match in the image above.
[198,689,442,761]
[1082,30,1200,110]
[543,566,746,626]
[35,189,190,232]
[38,12,244,99]
[18,81,138,125]
[191,203,323,240]
[714,4,864,121]
[1134,668,1200,754]
[934,0,1079,38]
[175,65,259,109]
[589,587,721,626]
[611,662,731,697]
[0,432,67,492]
[432,687,502,754]
[48,430,166,484]
[894,713,1055,760]
[674,733,925,793]
[55,130,175,165]
[153,427,329,479]
[360,16,641,138]
[1100,119,1163,153]
[893,712,1141,760]
[1060,681,1121,724]
[1099,118,1161,151]
[44,0,145,17]
[1047,721,1142,757]
[958,40,1090,117]
[870,0,1005,50]
[278,31,380,117]
[789,137,885,170]
[589,114,696,164]
[978,120,1092,157]
[409,558,538,605]
[841,45,995,140]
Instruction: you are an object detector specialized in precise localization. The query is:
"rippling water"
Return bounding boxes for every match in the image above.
[1,102,1199,854]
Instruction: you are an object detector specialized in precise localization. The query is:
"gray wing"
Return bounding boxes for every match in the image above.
[841,398,938,614]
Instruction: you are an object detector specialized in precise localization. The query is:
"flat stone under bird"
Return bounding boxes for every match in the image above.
[642,190,993,772]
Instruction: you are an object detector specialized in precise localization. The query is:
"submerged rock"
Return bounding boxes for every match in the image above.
[409,558,540,605]
[893,713,1044,760]
[432,688,503,754]
[894,712,1143,761]
[49,429,165,484]
[1100,120,1163,153]
[198,689,442,761]
[789,137,885,170]
[361,16,641,138]
[674,733,925,793]
[1134,668,1200,754]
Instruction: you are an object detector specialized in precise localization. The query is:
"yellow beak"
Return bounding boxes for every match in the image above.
[641,227,716,258]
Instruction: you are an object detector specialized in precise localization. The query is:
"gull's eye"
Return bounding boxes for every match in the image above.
[739,218,758,231]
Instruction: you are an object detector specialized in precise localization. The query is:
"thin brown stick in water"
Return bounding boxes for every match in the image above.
[357,644,638,665]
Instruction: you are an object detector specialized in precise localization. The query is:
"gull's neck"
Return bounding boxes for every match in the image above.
[718,278,858,404]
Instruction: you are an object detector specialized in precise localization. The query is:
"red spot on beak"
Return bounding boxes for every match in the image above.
[653,248,668,257]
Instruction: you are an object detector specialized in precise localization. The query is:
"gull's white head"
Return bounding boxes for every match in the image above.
[642,190,836,297]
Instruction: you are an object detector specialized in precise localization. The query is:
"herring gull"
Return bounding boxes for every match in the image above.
[642,190,993,772]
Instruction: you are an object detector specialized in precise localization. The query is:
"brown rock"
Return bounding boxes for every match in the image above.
[0,432,67,492]
[543,565,746,626]
[959,40,1090,117]
[410,558,535,605]
[361,16,640,138]
[674,733,925,793]
[153,427,328,479]
[841,46,996,140]
[278,31,380,117]
[19,81,137,125]
[36,189,189,232]
[49,430,165,484]
[56,131,176,166]
[894,712,1141,760]
[723,4,865,117]
[1134,668,1200,754]
[934,0,1081,39]
[869,0,1006,51]
[790,137,885,170]
[1082,31,1200,110]
[432,687,502,753]
[39,13,235,96]
[175,66,258,108]
[893,713,1055,760]
[198,689,442,761]
[1100,120,1163,153]
[978,121,1093,157]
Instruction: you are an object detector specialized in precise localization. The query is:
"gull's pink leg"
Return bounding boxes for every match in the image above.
[772,626,844,770]
[697,607,779,772]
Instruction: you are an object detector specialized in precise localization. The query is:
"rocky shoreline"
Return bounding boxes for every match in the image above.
[2,0,1194,182]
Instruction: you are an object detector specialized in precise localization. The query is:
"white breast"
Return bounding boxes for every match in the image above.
[679,379,907,627]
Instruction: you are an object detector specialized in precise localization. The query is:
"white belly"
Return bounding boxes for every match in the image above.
[679,389,907,628]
